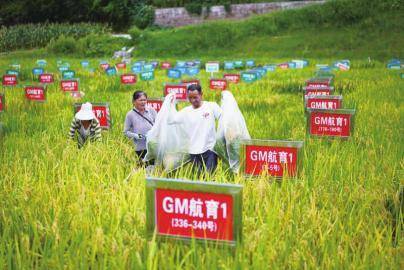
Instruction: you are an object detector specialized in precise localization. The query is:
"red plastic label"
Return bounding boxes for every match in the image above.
[155,188,234,241]
[25,86,45,101]
[210,79,227,90]
[245,145,298,177]
[309,111,352,137]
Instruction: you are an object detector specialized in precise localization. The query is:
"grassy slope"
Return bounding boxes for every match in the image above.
[135,3,403,59]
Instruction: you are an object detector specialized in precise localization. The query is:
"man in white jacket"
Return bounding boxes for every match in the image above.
[168,84,222,173]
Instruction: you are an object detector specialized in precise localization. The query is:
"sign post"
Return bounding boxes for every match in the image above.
[74,102,111,129]
[120,74,137,85]
[304,95,342,110]
[0,93,4,113]
[24,85,46,102]
[2,75,17,87]
[240,139,304,178]
[306,109,356,138]
[164,83,188,101]
[205,62,220,78]
[146,177,243,246]
[61,79,79,92]
[146,99,163,113]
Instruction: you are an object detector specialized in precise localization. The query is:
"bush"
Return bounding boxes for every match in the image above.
[47,34,129,57]
[77,34,130,57]
[185,2,204,16]
[132,5,155,30]
[0,23,110,52]
[128,26,142,44]
[46,35,79,55]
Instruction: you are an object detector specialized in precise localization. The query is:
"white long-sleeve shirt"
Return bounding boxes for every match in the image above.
[168,101,222,155]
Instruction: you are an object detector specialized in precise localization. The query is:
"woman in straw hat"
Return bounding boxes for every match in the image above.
[68,102,102,148]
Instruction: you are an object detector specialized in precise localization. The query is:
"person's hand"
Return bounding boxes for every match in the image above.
[133,133,144,140]
[166,93,176,104]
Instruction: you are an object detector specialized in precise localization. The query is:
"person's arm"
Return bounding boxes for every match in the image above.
[212,102,222,120]
[166,94,185,125]
[92,120,102,142]
[123,113,137,139]
[68,117,79,139]
[123,112,145,140]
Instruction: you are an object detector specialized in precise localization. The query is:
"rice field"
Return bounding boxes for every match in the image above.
[0,54,402,269]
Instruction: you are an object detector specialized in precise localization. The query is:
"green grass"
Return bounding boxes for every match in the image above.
[0,53,402,269]
[134,1,403,59]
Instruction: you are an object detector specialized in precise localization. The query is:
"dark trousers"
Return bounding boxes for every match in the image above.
[190,150,218,174]
[136,150,154,166]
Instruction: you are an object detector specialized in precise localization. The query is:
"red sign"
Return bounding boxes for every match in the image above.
[305,96,342,110]
[306,79,332,88]
[120,74,137,84]
[309,110,353,137]
[223,74,240,84]
[74,103,110,129]
[304,87,332,97]
[164,84,187,100]
[100,63,109,70]
[0,94,4,112]
[278,63,289,69]
[116,62,126,70]
[155,188,234,241]
[210,79,227,90]
[2,75,17,86]
[182,79,200,88]
[39,73,54,84]
[161,62,171,69]
[25,86,46,101]
[61,80,79,92]
[146,99,163,112]
[245,145,299,177]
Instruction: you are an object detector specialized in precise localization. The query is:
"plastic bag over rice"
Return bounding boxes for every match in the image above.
[143,94,190,171]
[215,90,251,173]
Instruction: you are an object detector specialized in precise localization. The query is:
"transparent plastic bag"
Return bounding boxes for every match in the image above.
[144,94,190,171]
[215,91,251,173]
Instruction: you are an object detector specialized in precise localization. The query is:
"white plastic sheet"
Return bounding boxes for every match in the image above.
[215,91,251,173]
[144,93,190,171]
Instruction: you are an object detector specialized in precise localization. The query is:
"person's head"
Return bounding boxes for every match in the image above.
[75,102,95,128]
[187,84,202,108]
[132,90,147,111]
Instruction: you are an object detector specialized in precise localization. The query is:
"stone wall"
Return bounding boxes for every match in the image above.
[154,1,325,27]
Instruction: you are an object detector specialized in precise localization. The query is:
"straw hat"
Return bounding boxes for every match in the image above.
[75,102,95,120]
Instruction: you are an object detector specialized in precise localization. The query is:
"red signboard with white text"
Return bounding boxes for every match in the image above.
[164,84,188,100]
[100,63,109,70]
[223,74,240,84]
[61,80,79,92]
[39,73,54,84]
[146,99,163,113]
[0,94,4,112]
[303,86,334,97]
[181,79,200,88]
[242,141,303,178]
[307,109,355,138]
[25,86,46,102]
[306,78,333,88]
[120,74,137,84]
[115,62,126,70]
[146,177,243,245]
[305,95,342,110]
[74,103,111,129]
[155,188,234,241]
[161,62,171,69]
[210,79,227,90]
[2,75,17,86]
